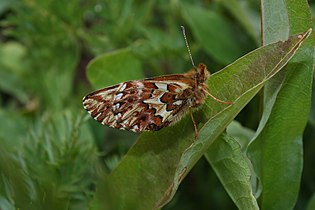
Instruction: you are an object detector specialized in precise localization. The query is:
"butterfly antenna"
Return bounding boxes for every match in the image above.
[181,26,195,68]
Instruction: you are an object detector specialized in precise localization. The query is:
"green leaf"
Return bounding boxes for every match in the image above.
[205,133,259,210]
[86,48,143,89]
[94,30,311,210]
[181,3,249,64]
[306,193,315,210]
[220,0,260,44]
[226,120,255,149]
[247,1,314,209]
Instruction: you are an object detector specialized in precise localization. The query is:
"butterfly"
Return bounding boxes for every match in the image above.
[83,27,232,138]
[83,63,231,138]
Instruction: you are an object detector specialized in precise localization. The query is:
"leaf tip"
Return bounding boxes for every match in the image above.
[298,28,312,40]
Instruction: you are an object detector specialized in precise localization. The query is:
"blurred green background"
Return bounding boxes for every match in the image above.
[0,0,314,209]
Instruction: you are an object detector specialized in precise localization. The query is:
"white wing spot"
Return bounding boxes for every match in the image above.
[131,125,139,132]
[94,112,101,120]
[119,83,127,91]
[135,81,144,88]
[115,112,122,120]
[143,95,163,104]
[113,103,120,111]
[159,109,172,122]
[132,81,143,95]
[155,83,168,91]
[174,100,182,105]
[114,93,123,100]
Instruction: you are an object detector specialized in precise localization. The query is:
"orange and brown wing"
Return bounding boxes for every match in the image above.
[82,78,194,132]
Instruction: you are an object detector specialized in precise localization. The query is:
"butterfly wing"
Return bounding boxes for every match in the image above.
[83,76,195,132]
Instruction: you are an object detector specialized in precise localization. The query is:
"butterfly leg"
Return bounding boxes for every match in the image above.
[203,89,233,104]
[189,108,199,140]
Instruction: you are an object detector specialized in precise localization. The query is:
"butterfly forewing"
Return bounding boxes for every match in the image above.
[83,78,194,132]
[83,63,212,133]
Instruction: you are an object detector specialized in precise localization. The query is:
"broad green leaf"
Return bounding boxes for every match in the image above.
[86,48,143,89]
[306,193,315,210]
[221,0,260,44]
[205,133,259,210]
[93,31,311,210]
[260,0,290,43]
[181,3,249,64]
[248,1,314,209]
[203,121,257,210]
[226,120,255,149]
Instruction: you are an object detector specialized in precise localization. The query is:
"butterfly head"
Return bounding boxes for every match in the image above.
[195,63,210,83]
[188,63,211,106]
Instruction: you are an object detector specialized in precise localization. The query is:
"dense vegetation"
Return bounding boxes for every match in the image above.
[0,0,314,209]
